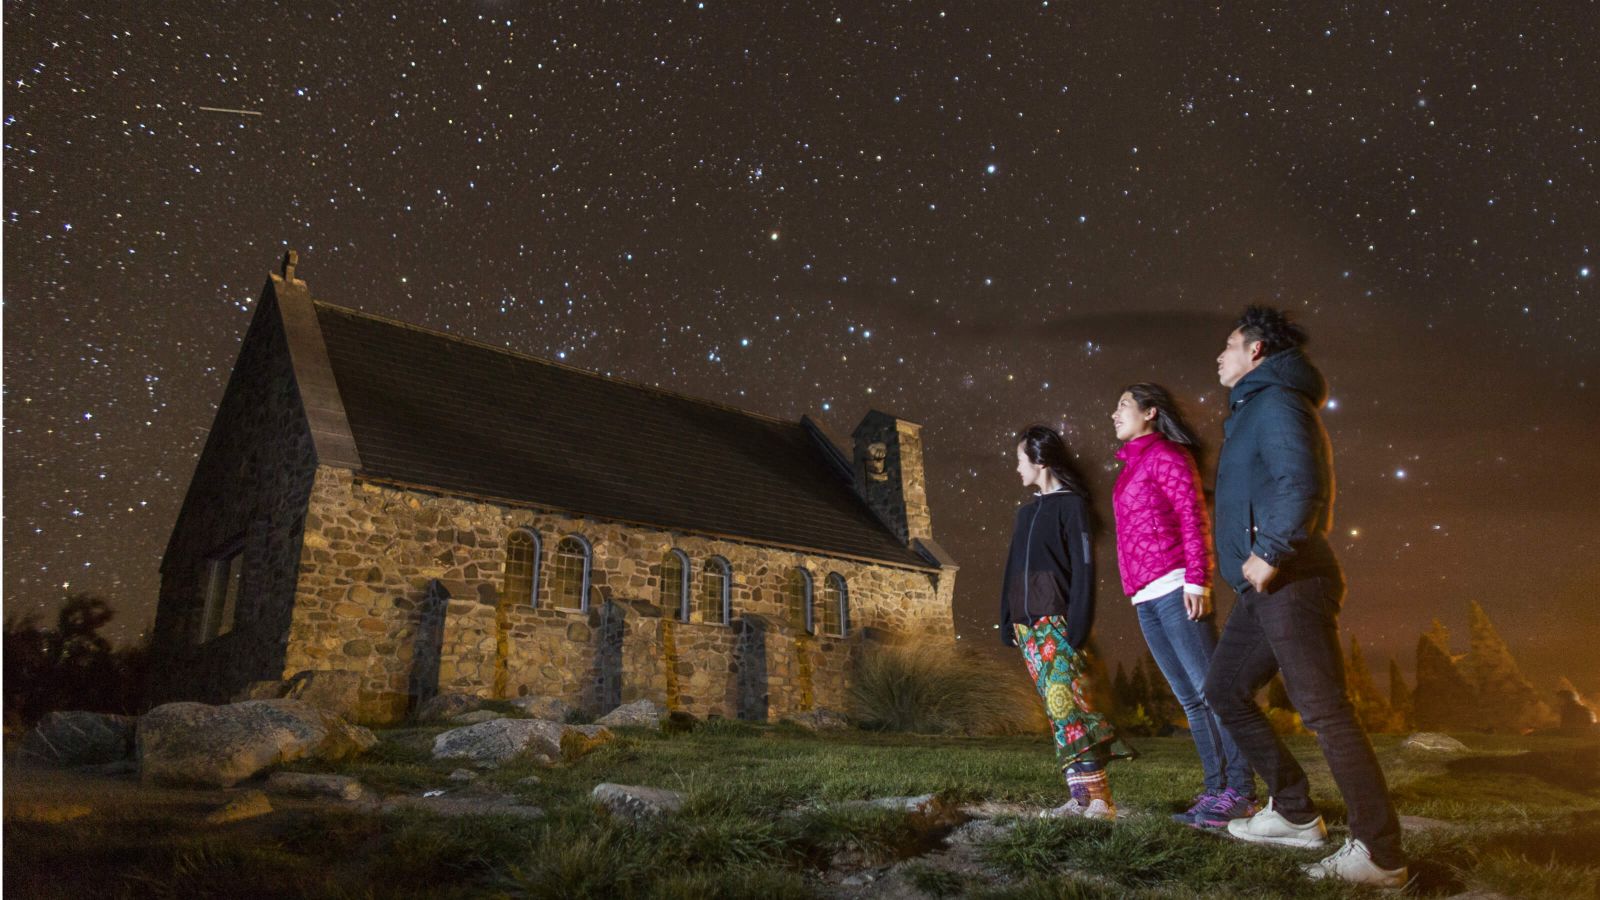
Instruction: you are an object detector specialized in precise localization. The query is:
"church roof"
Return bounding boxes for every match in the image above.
[309,301,933,569]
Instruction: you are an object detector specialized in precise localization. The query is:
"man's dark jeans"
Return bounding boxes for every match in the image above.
[1203,575,1404,868]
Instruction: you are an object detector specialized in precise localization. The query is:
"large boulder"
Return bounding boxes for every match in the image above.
[284,670,362,720]
[432,719,613,765]
[20,711,136,767]
[594,699,665,729]
[138,699,377,788]
[508,696,574,722]
[415,692,483,722]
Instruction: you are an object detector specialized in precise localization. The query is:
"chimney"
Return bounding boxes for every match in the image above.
[850,410,933,546]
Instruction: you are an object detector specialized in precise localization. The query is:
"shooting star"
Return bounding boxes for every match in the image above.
[195,105,263,117]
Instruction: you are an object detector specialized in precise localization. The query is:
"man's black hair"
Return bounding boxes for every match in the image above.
[1235,305,1308,357]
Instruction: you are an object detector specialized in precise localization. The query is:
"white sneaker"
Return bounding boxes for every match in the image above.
[1038,799,1086,818]
[1080,798,1116,821]
[1038,798,1115,820]
[1225,798,1328,848]
[1303,838,1408,888]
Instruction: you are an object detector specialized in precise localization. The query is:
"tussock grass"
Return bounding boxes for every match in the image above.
[982,816,1350,897]
[850,643,1048,735]
[7,728,1597,898]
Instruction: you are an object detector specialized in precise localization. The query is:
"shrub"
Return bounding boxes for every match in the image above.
[4,594,149,726]
[849,643,1046,735]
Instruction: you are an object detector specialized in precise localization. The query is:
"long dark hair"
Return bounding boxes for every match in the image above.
[1121,383,1200,449]
[1015,424,1091,500]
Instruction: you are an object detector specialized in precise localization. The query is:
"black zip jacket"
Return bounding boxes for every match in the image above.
[998,490,1095,649]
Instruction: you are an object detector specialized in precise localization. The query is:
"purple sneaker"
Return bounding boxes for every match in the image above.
[1172,790,1220,826]
[1193,788,1258,829]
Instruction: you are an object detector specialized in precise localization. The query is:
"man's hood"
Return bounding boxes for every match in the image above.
[1230,348,1328,407]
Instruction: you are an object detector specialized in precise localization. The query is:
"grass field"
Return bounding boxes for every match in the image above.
[6,723,1597,898]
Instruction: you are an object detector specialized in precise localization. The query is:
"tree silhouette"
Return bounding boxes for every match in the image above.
[3,593,147,726]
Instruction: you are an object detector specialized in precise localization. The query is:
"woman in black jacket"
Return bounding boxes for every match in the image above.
[1003,425,1134,819]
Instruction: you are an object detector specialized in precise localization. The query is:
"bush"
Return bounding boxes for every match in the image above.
[849,643,1047,735]
[4,594,149,727]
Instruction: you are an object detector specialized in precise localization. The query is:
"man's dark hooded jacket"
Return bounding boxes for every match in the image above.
[1214,348,1342,595]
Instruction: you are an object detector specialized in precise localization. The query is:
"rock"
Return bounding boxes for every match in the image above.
[415,692,483,722]
[1402,732,1469,753]
[284,670,363,719]
[517,775,542,786]
[449,768,479,781]
[591,782,684,821]
[7,802,93,823]
[566,724,616,756]
[265,772,366,801]
[233,680,290,702]
[957,800,1033,820]
[381,795,545,819]
[594,699,665,729]
[138,700,377,788]
[20,711,136,767]
[846,794,966,831]
[450,709,506,725]
[432,718,569,765]
[507,696,574,721]
[783,708,850,732]
[947,818,1017,845]
[204,790,273,824]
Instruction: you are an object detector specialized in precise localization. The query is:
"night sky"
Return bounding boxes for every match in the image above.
[5,3,1597,692]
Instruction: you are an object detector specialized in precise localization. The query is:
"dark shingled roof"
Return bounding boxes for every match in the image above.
[312,303,931,569]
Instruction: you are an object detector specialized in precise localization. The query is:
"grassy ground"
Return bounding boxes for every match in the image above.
[5,724,1597,898]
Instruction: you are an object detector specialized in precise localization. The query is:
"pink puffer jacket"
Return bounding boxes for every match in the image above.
[1112,433,1213,596]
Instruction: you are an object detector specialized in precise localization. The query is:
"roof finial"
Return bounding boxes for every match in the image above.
[281,249,299,282]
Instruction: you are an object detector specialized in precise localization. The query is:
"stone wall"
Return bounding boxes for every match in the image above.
[286,467,954,723]
[150,290,319,704]
[851,412,933,544]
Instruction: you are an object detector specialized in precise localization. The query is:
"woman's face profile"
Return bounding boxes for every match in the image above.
[1016,442,1042,487]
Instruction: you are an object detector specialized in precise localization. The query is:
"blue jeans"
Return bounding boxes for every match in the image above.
[1136,588,1253,795]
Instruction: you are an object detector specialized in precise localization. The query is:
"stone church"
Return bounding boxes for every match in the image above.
[149,254,957,724]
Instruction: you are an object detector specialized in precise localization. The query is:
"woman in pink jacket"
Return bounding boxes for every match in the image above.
[1112,383,1257,828]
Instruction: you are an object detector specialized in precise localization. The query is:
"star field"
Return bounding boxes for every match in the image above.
[5,3,1598,690]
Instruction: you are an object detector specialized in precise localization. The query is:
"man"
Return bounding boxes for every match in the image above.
[1203,306,1407,887]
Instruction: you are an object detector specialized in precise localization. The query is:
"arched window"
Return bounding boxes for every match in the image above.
[788,567,815,634]
[660,549,691,621]
[550,535,592,612]
[821,573,849,637]
[699,556,731,625]
[502,529,541,606]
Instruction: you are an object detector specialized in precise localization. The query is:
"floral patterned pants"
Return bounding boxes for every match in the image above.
[1015,616,1136,773]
